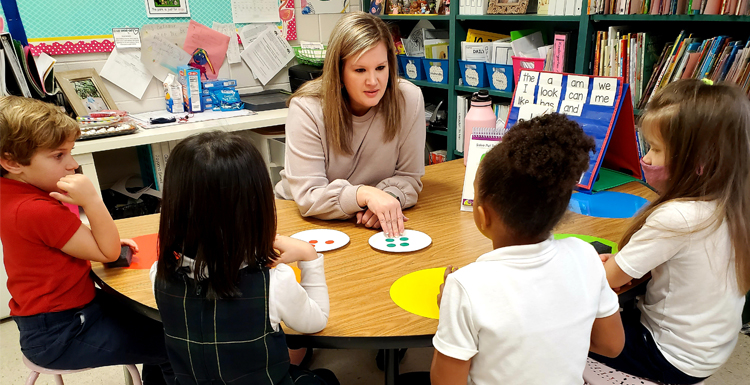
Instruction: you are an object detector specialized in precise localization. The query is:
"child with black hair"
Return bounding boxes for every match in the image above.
[150,131,338,385]
[430,114,625,385]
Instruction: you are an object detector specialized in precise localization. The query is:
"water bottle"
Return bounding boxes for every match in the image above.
[464,89,496,166]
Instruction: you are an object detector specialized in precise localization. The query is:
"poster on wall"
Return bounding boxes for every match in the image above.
[279,0,297,41]
[144,0,191,18]
[301,0,350,14]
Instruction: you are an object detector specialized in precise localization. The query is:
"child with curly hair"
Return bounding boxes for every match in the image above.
[430,113,625,385]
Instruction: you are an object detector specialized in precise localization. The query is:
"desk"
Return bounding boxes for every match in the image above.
[72,109,288,196]
[91,159,656,384]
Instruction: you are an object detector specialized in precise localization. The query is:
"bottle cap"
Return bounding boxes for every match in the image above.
[471,89,491,103]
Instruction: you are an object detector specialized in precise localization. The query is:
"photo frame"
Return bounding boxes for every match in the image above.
[144,0,191,18]
[488,0,529,14]
[54,69,118,117]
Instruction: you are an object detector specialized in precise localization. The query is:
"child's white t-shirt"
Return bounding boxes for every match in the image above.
[615,200,745,378]
[433,237,619,385]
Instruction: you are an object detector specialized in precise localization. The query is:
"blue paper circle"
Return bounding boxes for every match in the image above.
[568,191,648,219]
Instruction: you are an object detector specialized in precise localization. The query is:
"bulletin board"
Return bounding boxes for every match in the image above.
[504,70,642,194]
[0,0,297,55]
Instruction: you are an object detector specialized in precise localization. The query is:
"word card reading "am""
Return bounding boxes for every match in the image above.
[560,75,590,117]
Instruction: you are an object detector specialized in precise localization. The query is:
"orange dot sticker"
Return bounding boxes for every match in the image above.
[325,240,334,244]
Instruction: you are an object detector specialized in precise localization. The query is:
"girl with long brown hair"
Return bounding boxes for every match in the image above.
[275,12,426,239]
[592,79,750,384]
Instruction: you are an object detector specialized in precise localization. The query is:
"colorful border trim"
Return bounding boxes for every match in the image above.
[27,36,115,56]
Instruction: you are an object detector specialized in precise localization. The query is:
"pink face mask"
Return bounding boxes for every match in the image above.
[640,158,669,193]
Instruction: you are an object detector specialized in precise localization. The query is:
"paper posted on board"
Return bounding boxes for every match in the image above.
[212,22,241,64]
[101,48,154,99]
[140,34,192,82]
[241,27,295,86]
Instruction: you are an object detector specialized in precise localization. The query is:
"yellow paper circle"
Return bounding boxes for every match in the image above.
[390,267,446,320]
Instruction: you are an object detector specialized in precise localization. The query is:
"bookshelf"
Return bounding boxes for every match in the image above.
[367,1,750,160]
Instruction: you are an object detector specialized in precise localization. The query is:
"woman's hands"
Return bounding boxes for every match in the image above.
[356,186,406,237]
[356,208,409,231]
[271,234,319,266]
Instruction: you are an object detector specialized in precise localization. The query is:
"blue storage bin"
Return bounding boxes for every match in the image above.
[458,60,488,88]
[396,55,404,76]
[485,63,514,92]
[398,56,424,80]
[421,59,449,84]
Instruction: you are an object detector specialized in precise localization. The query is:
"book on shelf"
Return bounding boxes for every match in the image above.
[151,143,165,191]
[136,145,158,191]
[466,29,509,43]
[0,32,31,98]
[643,32,749,105]
[553,32,570,73]
[455,94,470,154]
[592,28,749,106]
[590,0,749,12]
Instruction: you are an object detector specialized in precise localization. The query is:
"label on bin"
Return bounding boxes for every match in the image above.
[465,68,479,87]
[492,70,508,91]
[429,66,444,82]
[406,61,418,79]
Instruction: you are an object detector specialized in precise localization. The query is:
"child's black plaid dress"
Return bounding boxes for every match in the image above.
[155,266,326,385]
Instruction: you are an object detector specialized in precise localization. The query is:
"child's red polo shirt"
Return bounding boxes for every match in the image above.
[0,177,95,316]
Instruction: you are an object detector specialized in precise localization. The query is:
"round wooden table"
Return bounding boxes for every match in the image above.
[92,159,656,384]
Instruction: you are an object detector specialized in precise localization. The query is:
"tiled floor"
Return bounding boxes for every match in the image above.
[1,318,747,384]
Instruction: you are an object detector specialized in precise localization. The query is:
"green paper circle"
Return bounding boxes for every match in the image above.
[553,234,619,254]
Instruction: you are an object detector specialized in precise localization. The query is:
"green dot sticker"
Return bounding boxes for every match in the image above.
[369,230,432,253]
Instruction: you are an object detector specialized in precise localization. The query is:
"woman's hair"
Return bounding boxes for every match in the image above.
[289,11,402,155]
[620,79,750,293]
[156,132,279,299]
[476,113,595,239]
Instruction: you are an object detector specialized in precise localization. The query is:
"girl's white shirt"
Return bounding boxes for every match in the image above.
[149,254,329,334]
[615,200,745,377]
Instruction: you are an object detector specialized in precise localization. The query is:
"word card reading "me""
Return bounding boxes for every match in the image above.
[590,78,618,107]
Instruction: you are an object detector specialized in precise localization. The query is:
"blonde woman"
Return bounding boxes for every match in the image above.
[275,12,426,238]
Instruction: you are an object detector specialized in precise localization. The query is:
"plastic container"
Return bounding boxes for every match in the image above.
[458,60,488,88]
[464,89,496,166]
[511,56,545,84]
[485,63,514,92]
[421,59,449,84]
[398,56,424,80]
[293,46,327,67]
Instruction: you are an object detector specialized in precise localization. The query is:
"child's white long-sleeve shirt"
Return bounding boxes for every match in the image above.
[149,254,329,333]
